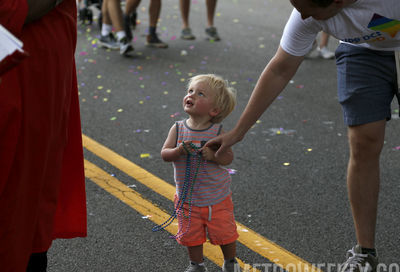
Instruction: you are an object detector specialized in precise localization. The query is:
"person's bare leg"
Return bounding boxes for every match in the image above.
[125,0,141,15]
[180,0,190,29]
[101,0,112,25]
[104,0,124,31]
[187,245,204,264]
[319,31,330,49]
[149,0,161,27]
[347,120,385,249]
[205,0,217,27]
[220,242,236,260]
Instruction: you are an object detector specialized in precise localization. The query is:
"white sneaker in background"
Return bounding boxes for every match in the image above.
[318,46,335,59]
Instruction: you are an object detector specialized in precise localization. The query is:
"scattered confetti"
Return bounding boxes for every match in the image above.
[265,128,296,136]
[228,169,237,175]
[140,153,150,158]
[393,146,400,150]
[283,162,290,166]
[170,112,181,118]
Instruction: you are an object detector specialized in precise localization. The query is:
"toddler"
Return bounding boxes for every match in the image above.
[161,74,240,272]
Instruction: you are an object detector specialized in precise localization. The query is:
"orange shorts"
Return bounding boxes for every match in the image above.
[174,195,239,247]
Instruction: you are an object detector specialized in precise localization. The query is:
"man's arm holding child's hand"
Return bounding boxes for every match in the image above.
[202,131,234,166]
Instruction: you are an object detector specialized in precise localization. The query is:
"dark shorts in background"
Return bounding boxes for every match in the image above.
[335,43,398,126]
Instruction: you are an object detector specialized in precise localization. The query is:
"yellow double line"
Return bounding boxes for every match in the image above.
[83,134,321,272]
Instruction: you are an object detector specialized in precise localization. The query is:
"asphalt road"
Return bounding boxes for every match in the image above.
[48,0,400,271]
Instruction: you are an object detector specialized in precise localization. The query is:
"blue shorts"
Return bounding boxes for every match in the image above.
[335,43,398,126]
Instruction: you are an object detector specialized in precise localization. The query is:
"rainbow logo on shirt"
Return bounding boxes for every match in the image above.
[368,14,400,38]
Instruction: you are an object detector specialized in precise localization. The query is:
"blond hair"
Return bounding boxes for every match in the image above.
[188,74,236,123]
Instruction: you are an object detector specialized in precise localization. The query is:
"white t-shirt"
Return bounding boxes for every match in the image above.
[280,0,400,56]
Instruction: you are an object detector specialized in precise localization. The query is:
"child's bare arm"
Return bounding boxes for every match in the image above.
[161,124,186,162]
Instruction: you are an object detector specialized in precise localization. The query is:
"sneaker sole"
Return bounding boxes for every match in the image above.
[98,41,120,50]
[120,45,134,56]
[145,43,168,49]
[181,35,196,40]
[206,37,221,41]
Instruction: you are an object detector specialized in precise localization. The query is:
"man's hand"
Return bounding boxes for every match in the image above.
[204,130,241,160]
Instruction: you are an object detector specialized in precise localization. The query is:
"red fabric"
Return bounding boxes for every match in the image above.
[0,0,87,271]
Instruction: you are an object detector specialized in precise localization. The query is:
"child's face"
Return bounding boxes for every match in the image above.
[183,81,219,118]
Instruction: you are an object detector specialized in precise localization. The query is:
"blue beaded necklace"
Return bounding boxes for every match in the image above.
[152,141,203,239]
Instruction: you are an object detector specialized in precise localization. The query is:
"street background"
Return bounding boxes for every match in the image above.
[49,0,399,271]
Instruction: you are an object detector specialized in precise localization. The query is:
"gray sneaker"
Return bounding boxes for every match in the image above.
[205,26,220,41]
[222,258,241,272]
[98,33,119,50]
[181,28,196,40]
[184,262,208,272]
[118,37,134,56]
[340,245,378,272]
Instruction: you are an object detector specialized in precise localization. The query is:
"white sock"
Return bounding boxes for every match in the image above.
[116,31,126,41]
[101,24,112,36]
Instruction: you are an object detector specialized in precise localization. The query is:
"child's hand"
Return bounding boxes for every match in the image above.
[179,141,195,155]
[201,146,216,161]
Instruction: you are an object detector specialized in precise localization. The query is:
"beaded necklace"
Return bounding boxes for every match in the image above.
[152,141,204,239]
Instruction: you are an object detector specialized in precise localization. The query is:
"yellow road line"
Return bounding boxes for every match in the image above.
[84,159,259,272]
[82,134,321,272]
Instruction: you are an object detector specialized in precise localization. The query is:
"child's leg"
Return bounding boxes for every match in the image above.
[187,244,204,264]
[220,241,236,260]
[221,242,240,271]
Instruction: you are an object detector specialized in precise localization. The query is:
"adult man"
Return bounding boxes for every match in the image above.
[205,0,399,270]
[0,0,87,271]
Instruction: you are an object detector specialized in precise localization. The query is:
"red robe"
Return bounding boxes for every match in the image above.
[0,1,87,271]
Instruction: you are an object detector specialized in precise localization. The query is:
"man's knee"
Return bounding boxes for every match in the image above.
[348,121,386,160]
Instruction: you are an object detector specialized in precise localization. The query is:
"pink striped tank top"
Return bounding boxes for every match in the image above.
[173,120,232,207]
